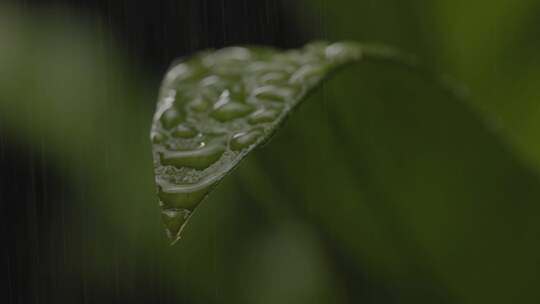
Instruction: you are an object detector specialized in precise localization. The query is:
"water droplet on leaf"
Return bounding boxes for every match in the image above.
[157,177,218,211]
[172,124,198,138]
[253,85,298,102]
[230,129,263,151]
[248,107,282,124]
[160,108,185,129]
[160,142,225,170]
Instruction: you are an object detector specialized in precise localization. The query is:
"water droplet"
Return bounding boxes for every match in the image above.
[305,41,329,54]
[248,107,282,124]
[157,177,218,210]
[160,108,185,129]
[214,47,252,61]
[160,142,225,170]
[189,97,210,112]
[213,90,232,107]
[253,85,297,103]
[211,102,254,122]
[164,64,193,86]
[203,47,252,71]
[229,84,247,103]
[257,72,289,85]
[200,75,223,87]
[173,92,200,111]
[161,209,191,241]
[230,129,263,151]
[283,46,325,66]
[290,64,328,85]
[325,42,361,63]
[172,124,198,138]
[248,61,296,74]
[151,132,167,144]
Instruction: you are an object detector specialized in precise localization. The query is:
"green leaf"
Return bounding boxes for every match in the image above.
[151,41,460,244]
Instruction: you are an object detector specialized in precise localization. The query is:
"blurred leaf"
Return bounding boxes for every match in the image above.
[289,0,540,170]
[431,0,540,171]
[263,2,540,302]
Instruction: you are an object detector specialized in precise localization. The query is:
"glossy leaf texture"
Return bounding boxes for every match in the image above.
[151,41,416,243]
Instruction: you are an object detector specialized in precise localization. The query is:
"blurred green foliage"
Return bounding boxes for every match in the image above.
[291,0,540,169]
[1,1,540,303]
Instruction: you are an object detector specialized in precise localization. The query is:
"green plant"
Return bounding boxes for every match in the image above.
[151,41,464,244]
[5,4,540,302]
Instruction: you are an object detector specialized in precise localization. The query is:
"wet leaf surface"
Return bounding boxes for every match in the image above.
[151,41,371,243]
